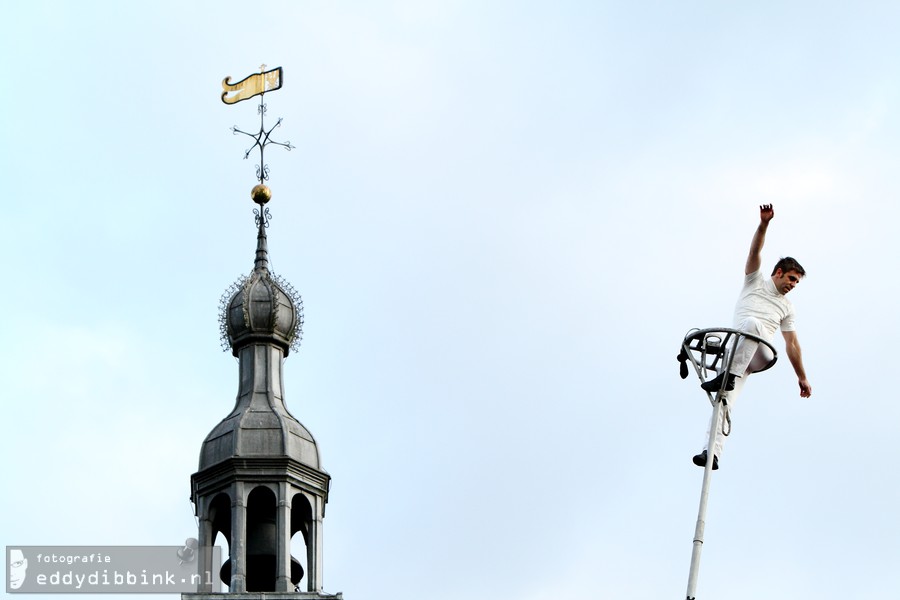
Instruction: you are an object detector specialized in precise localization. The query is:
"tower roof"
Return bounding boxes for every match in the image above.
[200,184,320,472]
[198,370,323,471]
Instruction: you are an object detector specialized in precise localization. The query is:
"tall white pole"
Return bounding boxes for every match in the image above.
[685,394,723,600]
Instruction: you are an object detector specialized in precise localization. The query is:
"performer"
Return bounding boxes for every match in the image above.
[694,204,812,470]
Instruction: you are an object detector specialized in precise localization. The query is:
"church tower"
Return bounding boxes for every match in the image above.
[185,66,341,599]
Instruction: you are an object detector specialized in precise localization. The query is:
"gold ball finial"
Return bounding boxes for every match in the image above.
[251,184,272,205]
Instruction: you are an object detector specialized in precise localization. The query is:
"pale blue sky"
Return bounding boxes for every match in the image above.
[3,2,900,599]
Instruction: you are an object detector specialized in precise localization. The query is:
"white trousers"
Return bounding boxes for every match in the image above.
[703,317,776,458]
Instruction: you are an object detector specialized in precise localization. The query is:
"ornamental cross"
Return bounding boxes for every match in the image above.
[221,65,294,184]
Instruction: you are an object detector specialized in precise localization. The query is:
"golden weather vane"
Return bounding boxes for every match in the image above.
[222,64,294,190]
[221,64,282,105]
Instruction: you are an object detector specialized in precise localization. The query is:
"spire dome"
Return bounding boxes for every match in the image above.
[219,186,304,357]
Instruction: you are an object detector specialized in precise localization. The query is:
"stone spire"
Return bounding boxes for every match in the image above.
[186,183,338,598]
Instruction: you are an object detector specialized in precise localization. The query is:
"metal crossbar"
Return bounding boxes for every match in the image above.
[680,327,777,404]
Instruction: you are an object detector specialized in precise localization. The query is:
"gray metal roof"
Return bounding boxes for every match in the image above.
[200,195,319,471]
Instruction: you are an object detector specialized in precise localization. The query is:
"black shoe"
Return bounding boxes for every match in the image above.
[692,450,719,470]
[677,348,690,379]
[701,372,737,392]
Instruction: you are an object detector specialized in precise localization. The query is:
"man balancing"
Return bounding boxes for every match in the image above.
[693,204,813,470]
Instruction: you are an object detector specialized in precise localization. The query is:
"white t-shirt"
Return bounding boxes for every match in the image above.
[733,269,796,339]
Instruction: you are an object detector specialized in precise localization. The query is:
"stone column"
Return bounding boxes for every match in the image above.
[230,483,247,592]
[197,512,215,593]
[307,494,324,592]
[275,482,292,591]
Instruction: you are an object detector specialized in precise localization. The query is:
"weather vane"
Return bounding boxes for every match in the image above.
[222,64,294,190]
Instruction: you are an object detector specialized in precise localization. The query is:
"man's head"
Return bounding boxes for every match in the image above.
[771,257,805,295]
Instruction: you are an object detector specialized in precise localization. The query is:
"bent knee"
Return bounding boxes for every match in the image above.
[748,345,775,372]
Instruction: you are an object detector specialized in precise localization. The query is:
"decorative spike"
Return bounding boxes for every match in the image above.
[253,208,270,273]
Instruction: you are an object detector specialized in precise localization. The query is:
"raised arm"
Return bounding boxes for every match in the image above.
[782,330,812,397]
[745,204,774,275]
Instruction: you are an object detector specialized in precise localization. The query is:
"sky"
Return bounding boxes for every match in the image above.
[2,1,900,599]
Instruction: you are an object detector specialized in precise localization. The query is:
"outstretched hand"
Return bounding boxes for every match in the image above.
[760,204,774,224]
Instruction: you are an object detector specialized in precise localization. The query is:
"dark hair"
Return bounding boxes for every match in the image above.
[772,256,806,277]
